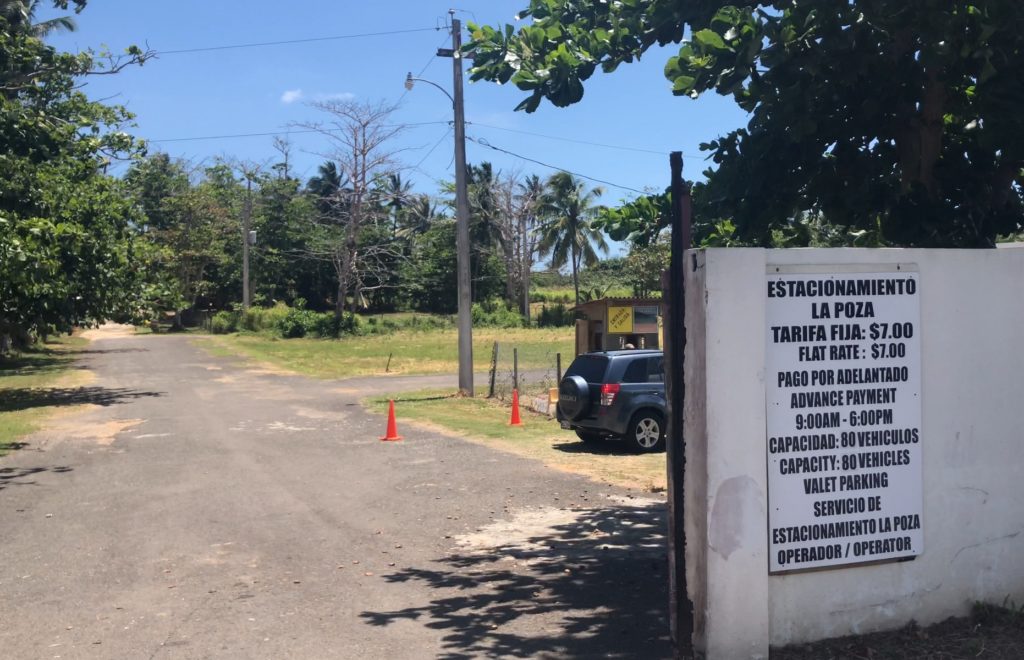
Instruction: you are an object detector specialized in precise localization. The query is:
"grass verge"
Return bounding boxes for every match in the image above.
[366,390,667,492]
[773,601,1024,659]
[198,327,574,380]
[0,335,89,455]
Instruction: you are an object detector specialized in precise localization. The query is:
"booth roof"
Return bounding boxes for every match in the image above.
[569,297,664,314]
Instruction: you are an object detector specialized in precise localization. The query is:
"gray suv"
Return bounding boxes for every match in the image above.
[556,350,666,453]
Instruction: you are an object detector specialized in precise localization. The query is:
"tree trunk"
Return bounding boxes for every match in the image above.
[571,242,580,306]
[505,262,518,306]
[897,67,946,198]
[520,213,530,321]
[335,282,346,317]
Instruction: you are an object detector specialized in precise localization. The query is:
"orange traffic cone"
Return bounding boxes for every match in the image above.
[509,389,523,426]
[380,399,402,441]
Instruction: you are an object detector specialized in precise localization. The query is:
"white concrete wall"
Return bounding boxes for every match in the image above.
[684,247,1024,658]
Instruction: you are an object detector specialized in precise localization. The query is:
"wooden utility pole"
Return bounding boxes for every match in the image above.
[450,14,474,396]
[405,12,473,394]
[664,151,693,658]
[242,176,252,311]
[427,11,474,395]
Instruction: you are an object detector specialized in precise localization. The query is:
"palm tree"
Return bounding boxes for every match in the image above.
[516,173,546,318]
[466,162,504,300]
[376,172,412,237]
[399,194,436,236]
[307,161,346,218]
[467,162,502,251]
[537,172,608,306]
[1,0,77,37]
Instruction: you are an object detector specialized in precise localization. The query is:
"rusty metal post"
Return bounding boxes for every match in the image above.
[488,342,499,398]
[513,347,519,391]
[664,151,693,658]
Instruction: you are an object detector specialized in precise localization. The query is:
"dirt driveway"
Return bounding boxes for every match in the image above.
[0,328,670,658]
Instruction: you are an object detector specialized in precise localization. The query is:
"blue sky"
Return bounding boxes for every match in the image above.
[44,1,749,206]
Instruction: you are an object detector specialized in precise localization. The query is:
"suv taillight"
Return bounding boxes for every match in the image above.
[600,383,620,406]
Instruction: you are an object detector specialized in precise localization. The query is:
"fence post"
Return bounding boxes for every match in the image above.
[556,352,562,384]
[665,150,693,657]
[513,347,519,391]
[488,342,499,398]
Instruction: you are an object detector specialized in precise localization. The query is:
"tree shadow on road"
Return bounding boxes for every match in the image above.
[0,346,76,377]
[361,501,671,659]
[0,387,163,413]
[0,465,73,491]
[73,348,149,355]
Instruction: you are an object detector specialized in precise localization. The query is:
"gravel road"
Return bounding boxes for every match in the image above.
[0,329,669,659]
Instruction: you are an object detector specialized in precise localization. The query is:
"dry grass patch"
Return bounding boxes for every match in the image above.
[197,327,573,380]
[366,391,666,492]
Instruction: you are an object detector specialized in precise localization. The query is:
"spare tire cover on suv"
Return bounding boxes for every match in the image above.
[557,375,591,420]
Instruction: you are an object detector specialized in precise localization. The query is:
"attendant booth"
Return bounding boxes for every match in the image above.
[571,298,663,355]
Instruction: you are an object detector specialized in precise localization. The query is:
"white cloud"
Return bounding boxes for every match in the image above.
[280,89,303,104]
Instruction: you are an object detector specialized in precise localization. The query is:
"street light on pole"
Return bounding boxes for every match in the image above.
[404,73,452,104]
[405,13,474,396]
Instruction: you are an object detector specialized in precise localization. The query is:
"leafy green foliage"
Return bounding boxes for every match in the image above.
[536,303,575,328]
[1,3,150,345]
[594,192,674,246]
[402,219,458,314]
[126,159,238,326]
[471,299,524,329]
[623,239,669,298]
[469,1,1024,247]
[277,299,361,339]
[210,311,238,334]
[278,306,320,338]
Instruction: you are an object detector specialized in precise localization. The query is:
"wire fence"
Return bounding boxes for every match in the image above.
[485,341,565,404]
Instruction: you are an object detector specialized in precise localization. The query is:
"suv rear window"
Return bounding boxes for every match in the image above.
[623,356,664,383]
[564,355,609,383]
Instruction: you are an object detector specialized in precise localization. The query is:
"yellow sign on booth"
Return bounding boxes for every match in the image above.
[608,306,633,333]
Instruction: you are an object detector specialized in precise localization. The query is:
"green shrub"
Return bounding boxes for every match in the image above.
[210,311,239,334]
[226,302,459,339]
[241,302,291,333]
[403,315,450,331]
[278,307,320,338]
[530,290,573,304]
[312,312,361,338]
[472,300,524,328]
[313,313,342,338]
[537,303,576,328]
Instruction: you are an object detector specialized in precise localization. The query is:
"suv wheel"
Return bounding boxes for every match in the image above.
[575,430,602,443]
[626,410,665,453]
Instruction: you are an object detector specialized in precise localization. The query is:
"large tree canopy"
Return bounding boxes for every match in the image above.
[1,0,148,345]
[468,1,1024,246]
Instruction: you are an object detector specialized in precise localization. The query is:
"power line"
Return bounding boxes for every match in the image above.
[144,128,654,196]
[151,129,319,143]
[145,119,671,157]
[466,135,650,195]
[415,128,453,169]
[396,30,452,106]
[471,122,667,156]
[157,27,441,55]
[148,121,451,143]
